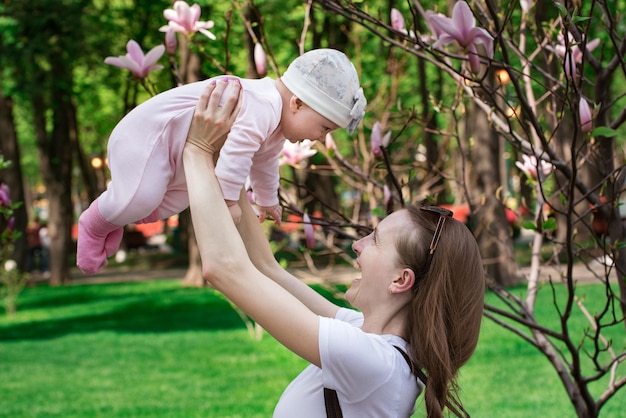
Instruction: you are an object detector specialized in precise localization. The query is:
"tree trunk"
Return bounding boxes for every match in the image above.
[74,136,102,203]
[181,209,205,287]
[178,34,206,287]
[31,75,76,286]
[466,100,519,286]
[0,93,29,271]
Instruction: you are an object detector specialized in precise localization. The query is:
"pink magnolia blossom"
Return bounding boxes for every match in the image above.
[160,1,216,40]
[0,183,10,207]
[579,98,593,133]
[553,31,600,79]
[520,0,531,13]
[246,189,256,205]
[324,133,336,151]
[383,184,391,206]
[391,8,405,31]
[371,122,391,158]
[427,1,494,73]
[382,131,391,148]
[165,28,177,56]
[104,40,164,79]
[254,43,267,76]
[371,122,383,157]
[515,154,553,179]
[554,32,600,64]
[303,213,315,250]
[6,216,15,231]
[279,140,317,167]
[391,8,417,39]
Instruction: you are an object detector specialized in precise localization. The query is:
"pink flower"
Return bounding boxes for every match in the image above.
[104,40,165,79]
[383,185,391,206]
[371,122,383,158]
[254,43,267,76]
[553,31,600,80]
[0,183,10,207]
[324,133,336,151]
[391,8,405,32]
[371,122,391,158]
[554,32,600,64]
[279,140,317,167]
[515,154,553,179]
[382,132,391,148]
[160,1,216,40]
[246,189,255,205]
[303,213,315,250]
[579,98,593,133]
[427,1,494,73]
[520,0,531,13]
[563,51,577,80]
[165,28,177,56]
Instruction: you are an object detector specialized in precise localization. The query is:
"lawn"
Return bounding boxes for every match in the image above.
[1,278,625,417]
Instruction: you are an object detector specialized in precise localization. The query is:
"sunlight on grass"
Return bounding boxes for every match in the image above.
[1,279,624,417]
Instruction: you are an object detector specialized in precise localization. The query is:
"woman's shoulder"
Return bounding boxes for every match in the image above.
[319,316,420,412]
[334,307,363,325]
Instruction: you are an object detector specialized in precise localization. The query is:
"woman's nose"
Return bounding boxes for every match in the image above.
[351,240,361,255]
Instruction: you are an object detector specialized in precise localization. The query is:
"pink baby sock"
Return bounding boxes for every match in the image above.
[76,200,124,274]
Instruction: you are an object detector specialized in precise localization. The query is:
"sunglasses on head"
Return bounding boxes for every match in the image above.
[419,206,454,274]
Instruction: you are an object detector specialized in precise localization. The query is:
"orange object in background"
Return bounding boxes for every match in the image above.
[72,217,178,240]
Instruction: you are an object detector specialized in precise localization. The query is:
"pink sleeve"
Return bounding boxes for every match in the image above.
[215,88,281,201]
[249,138,283,207]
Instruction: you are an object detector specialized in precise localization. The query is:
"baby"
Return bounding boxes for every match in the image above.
[77,48,367,274]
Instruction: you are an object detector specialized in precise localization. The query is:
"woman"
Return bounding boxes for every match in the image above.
[185,81,485,417]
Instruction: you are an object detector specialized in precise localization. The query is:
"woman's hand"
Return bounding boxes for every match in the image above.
[186,80,242,157]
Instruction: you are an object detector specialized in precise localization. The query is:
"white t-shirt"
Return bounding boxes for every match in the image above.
[273,308,422,418]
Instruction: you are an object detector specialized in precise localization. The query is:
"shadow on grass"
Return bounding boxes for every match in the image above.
[1,282,245,341]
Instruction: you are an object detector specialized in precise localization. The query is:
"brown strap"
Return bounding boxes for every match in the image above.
[324,345,420,418]
[393,345,428,385]
[324,387,344,418]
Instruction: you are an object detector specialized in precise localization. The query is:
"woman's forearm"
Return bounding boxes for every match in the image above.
[183,144,248,280]
[235,189,340,318]
[183,142,323,366]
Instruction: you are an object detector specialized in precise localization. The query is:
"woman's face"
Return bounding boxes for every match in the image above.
[346,210,409,310]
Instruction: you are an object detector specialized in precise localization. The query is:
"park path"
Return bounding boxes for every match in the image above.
[60,259,614,287]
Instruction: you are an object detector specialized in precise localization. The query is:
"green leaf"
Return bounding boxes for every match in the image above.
[521,221,537,231]
[371,207,385,217]
[591,127,618,138]
[542,218,557,231]
[554,2,568,17]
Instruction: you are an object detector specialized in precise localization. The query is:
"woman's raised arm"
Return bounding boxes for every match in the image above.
[183,82,323,367]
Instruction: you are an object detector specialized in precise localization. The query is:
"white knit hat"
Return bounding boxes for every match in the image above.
[281,49,366,134]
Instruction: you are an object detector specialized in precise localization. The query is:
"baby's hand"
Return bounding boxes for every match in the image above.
[257,204,282,226]
[226,201,242,224]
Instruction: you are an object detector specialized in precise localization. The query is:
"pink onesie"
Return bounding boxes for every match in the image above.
[77,77,285,274]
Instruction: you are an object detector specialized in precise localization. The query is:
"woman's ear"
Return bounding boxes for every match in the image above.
[390,268,415,294]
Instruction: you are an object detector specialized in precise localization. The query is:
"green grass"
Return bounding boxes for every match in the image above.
[1,279,625,417]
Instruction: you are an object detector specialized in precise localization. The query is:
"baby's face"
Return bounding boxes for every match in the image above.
[282,100,339,143]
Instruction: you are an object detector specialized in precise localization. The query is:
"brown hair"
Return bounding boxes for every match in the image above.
[396,206,485,417]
